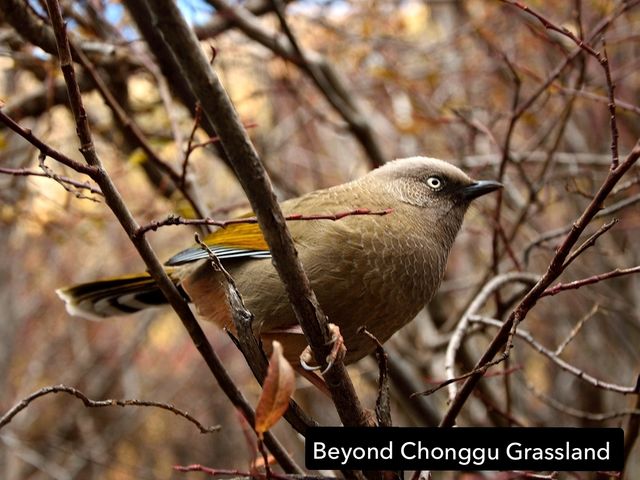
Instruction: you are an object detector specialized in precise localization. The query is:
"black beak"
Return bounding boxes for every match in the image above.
[461,180,503,201]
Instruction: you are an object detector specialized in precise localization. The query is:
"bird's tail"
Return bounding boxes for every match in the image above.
[56,270,187,320]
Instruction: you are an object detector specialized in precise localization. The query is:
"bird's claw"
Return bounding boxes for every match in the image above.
[299,323,346,374]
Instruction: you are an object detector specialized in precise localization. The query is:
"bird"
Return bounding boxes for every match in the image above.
[57,157,501,369]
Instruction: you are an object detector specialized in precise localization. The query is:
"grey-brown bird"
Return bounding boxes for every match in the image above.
[58,157,501,367]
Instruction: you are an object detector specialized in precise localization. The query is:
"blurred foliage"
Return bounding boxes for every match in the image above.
[1,0,639,479]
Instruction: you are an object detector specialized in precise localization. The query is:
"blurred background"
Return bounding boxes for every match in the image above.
[1,0,639,478]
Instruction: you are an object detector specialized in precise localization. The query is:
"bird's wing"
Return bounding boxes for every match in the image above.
[165,220,271,266]
[166,182,375,266]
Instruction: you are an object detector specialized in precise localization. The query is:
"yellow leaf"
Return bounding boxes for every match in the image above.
[254,341,295,438]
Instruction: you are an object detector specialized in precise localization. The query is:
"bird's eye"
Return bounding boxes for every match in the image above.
[426,176,444,190]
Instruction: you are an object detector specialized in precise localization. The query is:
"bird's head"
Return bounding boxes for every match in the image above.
[369,156,502,212]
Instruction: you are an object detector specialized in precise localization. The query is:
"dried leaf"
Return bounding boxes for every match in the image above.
[254,341,295,438]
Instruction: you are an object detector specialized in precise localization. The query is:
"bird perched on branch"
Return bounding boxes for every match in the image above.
[58,157,500,369]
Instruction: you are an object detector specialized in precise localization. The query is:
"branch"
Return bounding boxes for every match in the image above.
[470,316,637,394]
[524,192,640,263]
[445,272,539,403]
[134,208,393,238]
[440,138,640,427]
[0,109,98,176]
[0,0,128,63]
[523,376,640,421]
[502,0,624,167]
[195,235,318,435]
[0,384,220,433]
[509,0,640,119]
[541,266,640,298]
[144,0,373,430]
[174,464,337,480]
[67,40,208,219]
[42,0,302,473]
[202,0,387,168]
[0,165,102,196]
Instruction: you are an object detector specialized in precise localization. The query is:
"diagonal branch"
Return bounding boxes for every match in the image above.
[42,0,302,473]
[440,138,640,427]
[143,0,372,431]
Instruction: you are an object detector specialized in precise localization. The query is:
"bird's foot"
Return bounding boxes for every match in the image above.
[299,323,346,375]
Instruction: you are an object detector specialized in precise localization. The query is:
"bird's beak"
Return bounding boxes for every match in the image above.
[461,180,503,201]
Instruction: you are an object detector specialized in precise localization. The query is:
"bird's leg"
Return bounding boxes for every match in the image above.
[294,366,332,397]
[299,323,346,375]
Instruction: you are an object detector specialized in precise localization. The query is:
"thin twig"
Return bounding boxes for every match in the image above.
[562,219,619,269]
[0,109,97,176]
[523,377,640,421]
[541,265,640,298]
[554,303,599,356]
[174,464,337,480]
[441,139,640,427]
[503,0,622,167]
[524,192,640,262]
[134,208,393,238]
[37,152,100,202]
[0,165,102,196]
[181,103,202,190]
[0,384,220,433]
[469,316,637,394]
[445,272,539,403]
[360,327,391,427]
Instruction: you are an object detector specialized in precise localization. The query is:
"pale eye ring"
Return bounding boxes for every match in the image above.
[426,176,444,190]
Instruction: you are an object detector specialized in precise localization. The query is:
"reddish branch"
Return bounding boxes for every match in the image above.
[503,0,626,167]
[541,266,640,298]
[441,138,640,427]
[470,316,637,394]
[135,208,393,238]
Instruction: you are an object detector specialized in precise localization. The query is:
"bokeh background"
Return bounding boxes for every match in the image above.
[1,0,639,478]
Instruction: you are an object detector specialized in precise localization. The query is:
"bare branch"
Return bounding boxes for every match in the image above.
[131,0,374,431]
[441,139,640,427]
[0,165,102,196]
[445,272,539,403]
[0,384,220,433]
[42,0,302,472]
[0,109,98,176]
[541,265,640,298]
[470,316,637,394]
[134,208,393,238]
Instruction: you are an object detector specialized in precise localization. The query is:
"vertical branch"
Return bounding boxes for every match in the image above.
[41,0,302,472]
[602,43,619,168]
[142,0,371,429]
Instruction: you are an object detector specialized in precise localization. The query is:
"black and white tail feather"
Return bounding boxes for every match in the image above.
[57,245,271,320]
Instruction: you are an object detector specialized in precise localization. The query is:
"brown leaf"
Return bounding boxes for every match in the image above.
[254,341,295,438]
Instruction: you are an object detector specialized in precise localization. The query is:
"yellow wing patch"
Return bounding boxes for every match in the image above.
[203,220,269,251]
